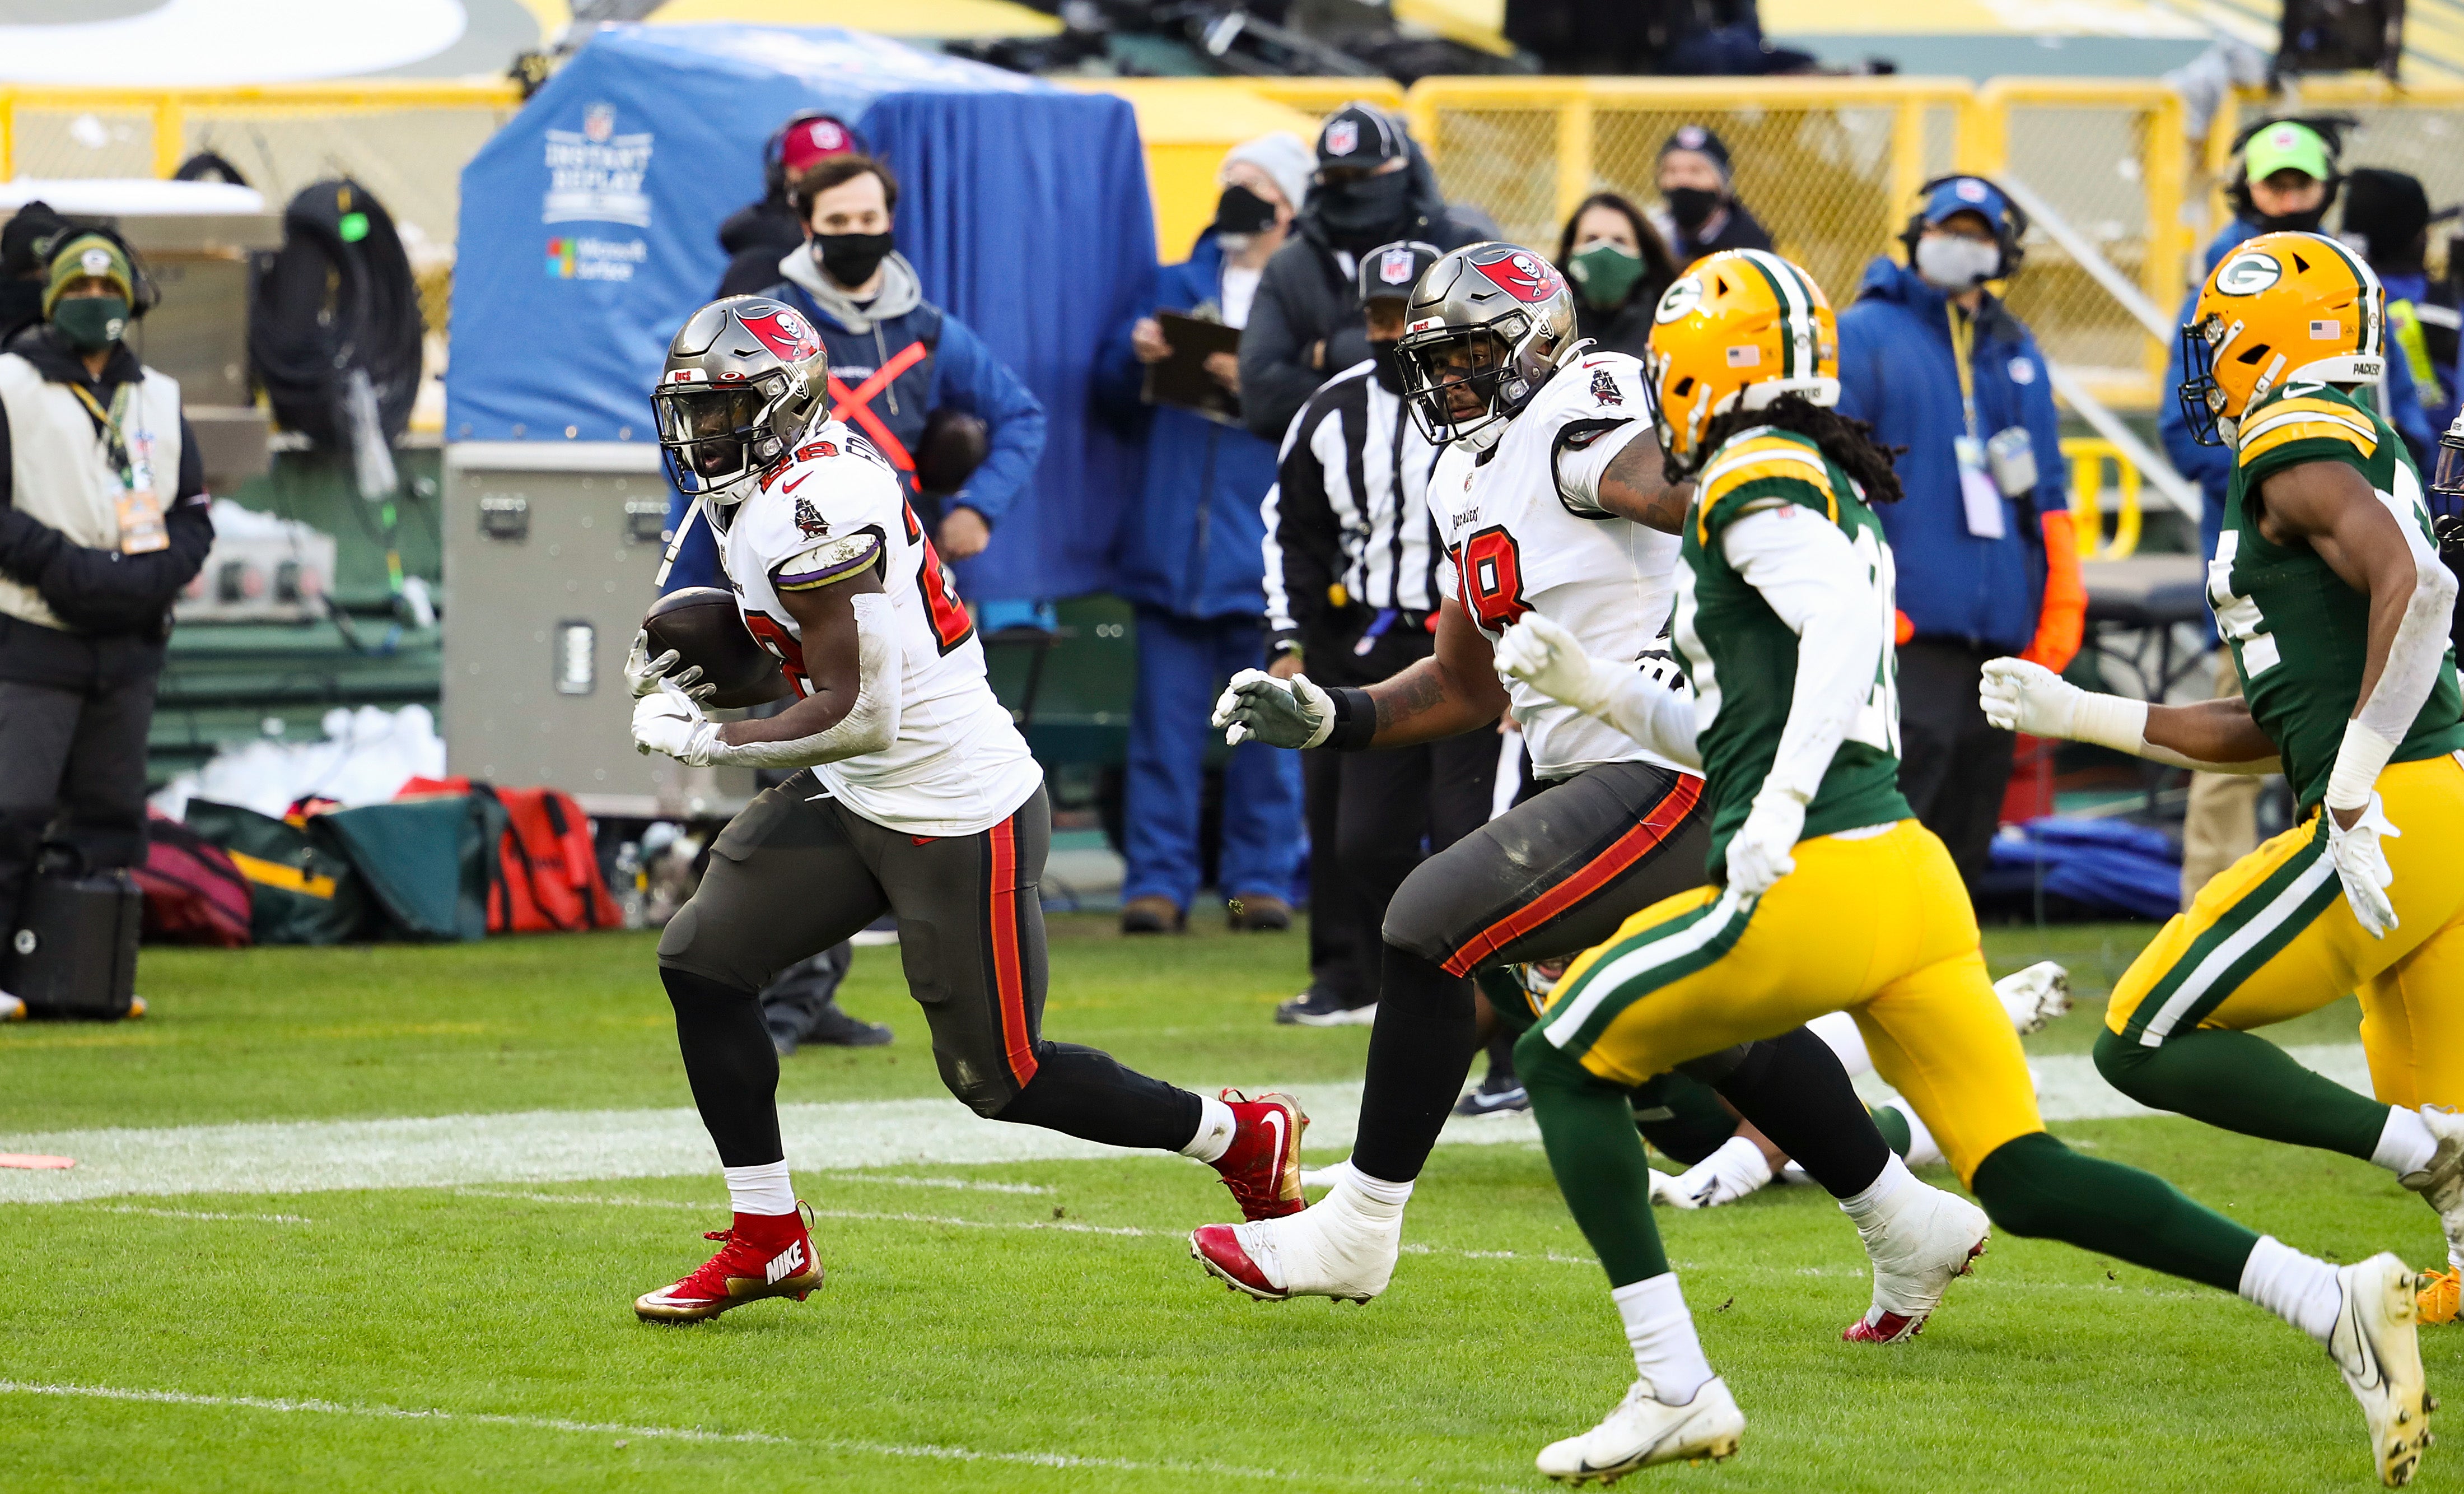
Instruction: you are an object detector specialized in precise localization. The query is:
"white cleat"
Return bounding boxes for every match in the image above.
[1993,961,2071,1035]
[2400,1107,2464,1269]
[2328,1253,2435,1487]
[1188,1181,1399,1304]
[1537,1376,1745,1484]
[1843,1180,1989,1343]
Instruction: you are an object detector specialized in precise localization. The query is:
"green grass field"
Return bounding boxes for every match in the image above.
[0,917,2441,1492]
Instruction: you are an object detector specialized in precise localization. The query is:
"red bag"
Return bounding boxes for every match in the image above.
[399,778,619,934]
[133,811,252,947]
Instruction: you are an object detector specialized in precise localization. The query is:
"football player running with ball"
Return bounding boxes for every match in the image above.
[1981,232,2464,1324]
[624,297,1306,1323]
[1495,249,2432,1486]
[1203,244,1996,1345]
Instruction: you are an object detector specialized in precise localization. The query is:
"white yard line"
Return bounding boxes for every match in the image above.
[0,1046,2374,1206]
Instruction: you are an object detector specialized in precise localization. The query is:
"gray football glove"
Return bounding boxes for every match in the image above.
[622,628,715,704]
[1212,668,1336,748]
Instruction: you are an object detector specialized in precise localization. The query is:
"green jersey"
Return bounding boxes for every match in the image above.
[2218,381,2464,809]
[1672,426,1911,874]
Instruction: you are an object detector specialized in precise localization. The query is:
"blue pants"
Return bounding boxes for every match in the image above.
[1121,607,1303,910]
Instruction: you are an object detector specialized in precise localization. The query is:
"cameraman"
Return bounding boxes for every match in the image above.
[0,230,213,1017]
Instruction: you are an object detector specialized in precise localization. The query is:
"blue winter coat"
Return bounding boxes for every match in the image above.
[2160,219,2438,566]
[1836,257,2067,654]
[1093,230,1282,621]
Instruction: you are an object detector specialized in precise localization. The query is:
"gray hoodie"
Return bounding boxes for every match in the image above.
[776,244,925,335]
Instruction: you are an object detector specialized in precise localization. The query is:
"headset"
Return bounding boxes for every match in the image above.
[2224,113,2354,226]
[1899,174,2032,282]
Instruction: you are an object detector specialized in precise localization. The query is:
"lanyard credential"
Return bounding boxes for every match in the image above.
[1945,302,1978,441]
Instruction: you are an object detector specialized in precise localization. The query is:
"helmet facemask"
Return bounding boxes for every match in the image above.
[653,369,800,506]
[1397,315,1559,446]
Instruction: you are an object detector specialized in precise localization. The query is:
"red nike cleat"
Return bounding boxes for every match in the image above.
[1210,1089,1309,1221]
[1191,1222,1290,1301]
[634,1207,824,1323]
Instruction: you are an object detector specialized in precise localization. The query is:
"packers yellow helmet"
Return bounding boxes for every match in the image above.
[2178,230,2384,446]
[1645,249,1840,474]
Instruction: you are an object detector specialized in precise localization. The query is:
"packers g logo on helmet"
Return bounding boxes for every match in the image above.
[1642,249,1840,474]
[2177,231,2384,447]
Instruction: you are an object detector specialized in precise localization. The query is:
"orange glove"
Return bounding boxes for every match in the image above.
[2019,508,2085,673]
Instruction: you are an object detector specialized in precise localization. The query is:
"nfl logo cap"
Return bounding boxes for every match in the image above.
[1318,104,1402,170]
[1356,239,1441,306]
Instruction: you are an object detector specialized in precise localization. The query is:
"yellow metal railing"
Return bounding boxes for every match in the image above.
[2064,438,2144,559]
[0,81,523,180]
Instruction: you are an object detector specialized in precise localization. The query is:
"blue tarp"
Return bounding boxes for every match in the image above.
[447,24,1158,601]
[1989,817,2182,921]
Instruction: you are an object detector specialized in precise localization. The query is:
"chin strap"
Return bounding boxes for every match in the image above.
[653,493,708,589]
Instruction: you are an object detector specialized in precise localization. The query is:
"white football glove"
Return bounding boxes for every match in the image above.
[1494,614,1609,714]
[1978,657,2084,738]
[631,678,725,765]
[1724,788,1807,898]
[1645,1167,1701,1210]
[1663,1134,1774,1209]
[1212,667,1336,748]
[622,629,715,704]
[2326,793,2402,939]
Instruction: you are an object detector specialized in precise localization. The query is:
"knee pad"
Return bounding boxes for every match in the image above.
[1513,1025,1595,1095]
[2090,1025,2152,1096]
[1964,1130,2070,1240]
[657,962,757,1013]
[959,1042,1043,1120]
[1673,1044,1750,1086]
[1379,861,1462,967]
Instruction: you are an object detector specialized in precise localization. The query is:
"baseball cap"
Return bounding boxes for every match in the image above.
[1658,124,1732,179]
[2244,120,2332,182]
[1356,240,1441,306]
[777,113,861,176]
[41,231,133,317]
[1919,175,2013,230]
[1317,104,1403,171]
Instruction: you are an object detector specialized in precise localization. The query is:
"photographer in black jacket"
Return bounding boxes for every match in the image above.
[0,229,212,1016]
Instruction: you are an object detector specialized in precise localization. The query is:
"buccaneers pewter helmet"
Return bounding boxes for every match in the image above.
[650,296,828,505]
[1395,241,1578,446]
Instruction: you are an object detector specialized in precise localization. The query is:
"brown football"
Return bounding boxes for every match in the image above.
[643,587,786,708]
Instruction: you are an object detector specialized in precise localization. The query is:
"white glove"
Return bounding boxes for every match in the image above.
[1664,1134,1774,1208]
[631,679,725,765]
[1495,614,1610,714]
[1725,788,1807,897]
[2326,793,2402,939]
[622,629,715,703]
[1978,657,2084,738]
[1212,668,1336,748]
[1645,1168,1701,1210]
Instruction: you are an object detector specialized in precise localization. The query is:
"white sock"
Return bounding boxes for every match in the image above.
[2373,1106,2438,1177]
[1611,1273,1715,1404]
[1837,1152,1915,1226]
[2239,1235,2341,1344]
[723,1161,796,1217]
[1897,1107,1944,1169]
[1338,1166,1415,1221]
[1805,1009,1873,1080]
[1181,1093,1238,1163]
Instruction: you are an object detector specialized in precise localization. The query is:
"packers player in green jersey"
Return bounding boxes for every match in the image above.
[1495,247,2433,1487]
[1985,230,2464,1326]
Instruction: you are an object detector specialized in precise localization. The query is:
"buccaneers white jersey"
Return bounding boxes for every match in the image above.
[1428,350,1686,779]
[716,417,1042,836]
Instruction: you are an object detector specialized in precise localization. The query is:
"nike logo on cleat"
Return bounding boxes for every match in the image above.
[765,1240,807,1285]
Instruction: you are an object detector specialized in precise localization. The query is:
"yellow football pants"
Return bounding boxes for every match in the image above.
[1538,820,2042,1184]
[2106,752,2464,1109]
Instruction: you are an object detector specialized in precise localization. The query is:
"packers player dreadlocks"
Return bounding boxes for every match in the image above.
[1496,246,2436,1487]
[1984,230,2464,1329]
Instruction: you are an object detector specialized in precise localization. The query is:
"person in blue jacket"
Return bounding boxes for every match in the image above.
[1091,136,1313,935]
[659,150,1045,594]
[1837,175,2082,885]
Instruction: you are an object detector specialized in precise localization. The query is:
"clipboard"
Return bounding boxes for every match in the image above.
[1142,310,1244,426]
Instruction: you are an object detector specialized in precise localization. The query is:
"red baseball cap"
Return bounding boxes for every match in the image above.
[778,114,859,175]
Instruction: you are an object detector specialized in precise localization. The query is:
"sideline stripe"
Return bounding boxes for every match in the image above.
[986,815,1039,1088]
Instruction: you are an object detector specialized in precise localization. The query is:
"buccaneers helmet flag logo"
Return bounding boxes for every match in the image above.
[739,306,822,363]
[1472,251,1565,304]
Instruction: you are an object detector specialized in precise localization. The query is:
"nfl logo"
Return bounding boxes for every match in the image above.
[810,119,845,151]
[584,103,615,143]
[1326,119,1359,157]
[1955,178,1987,203]
[1379,249,1415,285]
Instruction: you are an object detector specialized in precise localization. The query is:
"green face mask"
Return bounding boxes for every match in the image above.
[53,295,129,353]
[1568,243,1644,310]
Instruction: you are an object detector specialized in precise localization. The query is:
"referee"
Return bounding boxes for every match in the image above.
[1262,239,1496,1028]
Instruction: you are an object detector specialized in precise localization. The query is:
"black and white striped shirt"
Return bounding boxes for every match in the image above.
[1262,359,1446,654]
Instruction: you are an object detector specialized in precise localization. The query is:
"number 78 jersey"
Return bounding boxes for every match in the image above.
[1426,352,1688,779]
[716,418,1043,837]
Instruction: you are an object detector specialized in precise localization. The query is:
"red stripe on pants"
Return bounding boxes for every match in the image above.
[1440,774,1705,978]
[987,816,1039,1087]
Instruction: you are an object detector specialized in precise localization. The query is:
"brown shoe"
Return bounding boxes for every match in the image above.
[1119,895,1186,934]
[1225,893,1292,932]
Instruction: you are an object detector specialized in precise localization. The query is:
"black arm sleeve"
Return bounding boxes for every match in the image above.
[0,395,12,509]
[29,496,213,634]
[176,415,206,500]
[1271,399,1345,651]
[1238,257,1333,442]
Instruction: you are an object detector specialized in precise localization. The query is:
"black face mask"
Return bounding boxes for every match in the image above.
[1315,170,1414,251]
[1214,184,1277,236]
[1665,187,1723,232]
[1370,338,1405,393]
[0,280,40,334]
[2251,206,2328,235]
[815,230,894,288]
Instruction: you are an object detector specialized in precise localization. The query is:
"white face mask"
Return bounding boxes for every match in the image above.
[1914,233,2001,292]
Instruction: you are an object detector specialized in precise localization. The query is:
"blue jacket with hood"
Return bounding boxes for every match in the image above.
[1836,255,2067,654]
[1093,229,1281,621]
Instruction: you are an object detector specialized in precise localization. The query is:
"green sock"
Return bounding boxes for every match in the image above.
[2094,1025,2387,1161]
[1516,1027,1669,1287]
[1869,1104,1912,1158]
[1970,1131,2260,1293]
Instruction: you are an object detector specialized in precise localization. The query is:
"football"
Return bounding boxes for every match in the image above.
[642,587,786,708]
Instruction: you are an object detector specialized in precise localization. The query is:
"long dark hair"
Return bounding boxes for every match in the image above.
[1555,192,1679,308]
[1697,394,1905,506]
